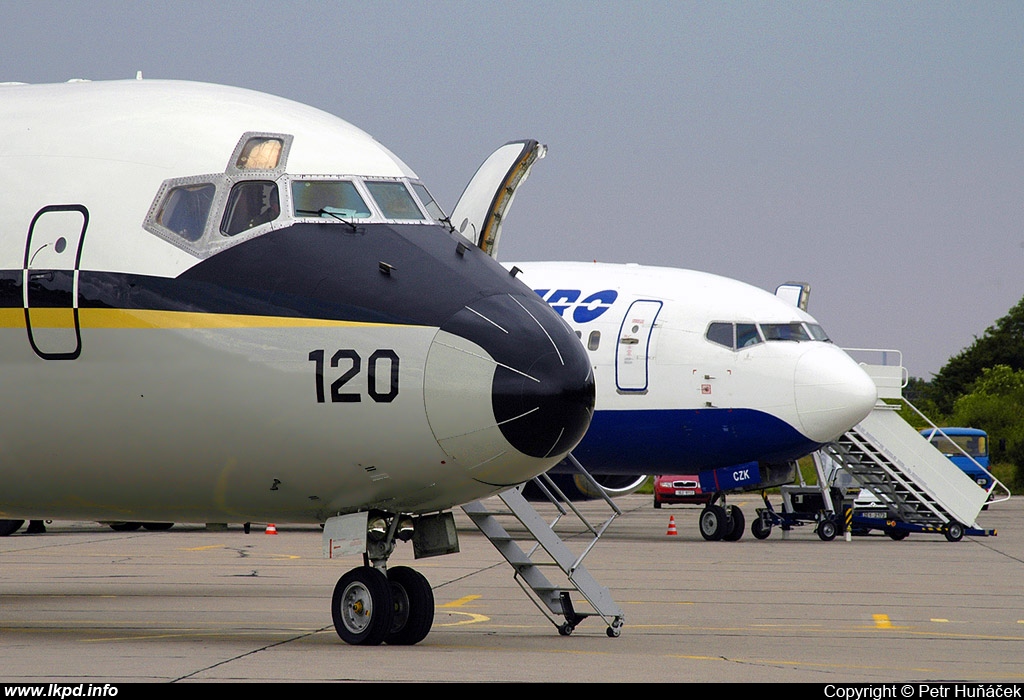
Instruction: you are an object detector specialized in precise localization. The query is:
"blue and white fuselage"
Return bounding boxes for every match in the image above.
[505,261,877,482]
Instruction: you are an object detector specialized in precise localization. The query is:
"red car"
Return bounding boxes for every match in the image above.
[653,475,714,507]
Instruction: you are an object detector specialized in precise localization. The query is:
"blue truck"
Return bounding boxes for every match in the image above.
[919,427,993,490]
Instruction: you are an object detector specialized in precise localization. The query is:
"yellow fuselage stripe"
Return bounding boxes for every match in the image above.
[0,308,405,330]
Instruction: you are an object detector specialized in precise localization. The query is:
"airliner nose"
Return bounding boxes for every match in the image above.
[793,345,877,443]
[423,291,595,484]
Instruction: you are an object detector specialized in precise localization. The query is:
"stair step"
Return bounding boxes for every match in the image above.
[459,470,626,636]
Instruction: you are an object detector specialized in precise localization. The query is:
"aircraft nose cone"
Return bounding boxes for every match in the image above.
[793,345,877,442]
[485,298,595,458]
[424,292,595,484]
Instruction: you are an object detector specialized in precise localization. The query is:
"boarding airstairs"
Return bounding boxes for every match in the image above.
[819,349,1010,540]
[461,454,625,637]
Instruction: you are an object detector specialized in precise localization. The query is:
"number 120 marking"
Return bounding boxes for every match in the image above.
[308,349,400,403]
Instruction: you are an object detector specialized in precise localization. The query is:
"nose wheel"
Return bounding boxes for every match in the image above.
[332,567,394,646]
[331,565,436,646]
[699,502,745,541]
[385,566,434,645]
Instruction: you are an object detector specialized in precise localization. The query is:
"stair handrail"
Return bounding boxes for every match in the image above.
[843,347,908,400]
[549,455,623,569]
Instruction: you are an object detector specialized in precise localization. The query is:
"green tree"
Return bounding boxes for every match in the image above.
[930,297,1024,414]
[948,365,1024,484]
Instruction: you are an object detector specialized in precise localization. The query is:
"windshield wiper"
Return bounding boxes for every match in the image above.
[296,208,358,231]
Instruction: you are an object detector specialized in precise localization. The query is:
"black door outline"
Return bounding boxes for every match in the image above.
[23,204,89,360]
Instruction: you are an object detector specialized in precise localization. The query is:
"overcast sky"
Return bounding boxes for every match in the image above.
[4,1,1021,378]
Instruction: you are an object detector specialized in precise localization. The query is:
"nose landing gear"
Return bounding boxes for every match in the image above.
[326,511,441,646]
[698,499,745,541]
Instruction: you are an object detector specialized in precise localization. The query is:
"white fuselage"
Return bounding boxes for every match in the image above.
[0,80,595,524]
[507,261,878,474]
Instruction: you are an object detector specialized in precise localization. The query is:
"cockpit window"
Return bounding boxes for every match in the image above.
[365,181,424,220]
[760,323,811,341]
[145,130,450,258]
[737,323,761,347]
[156,183,216,242]
[707,321,832,350]
[411,183,445,221]
[292,180,371,219]
[221,180,280,236]
[706,322,734,349]
[806,323,830,342]
[235,137,283,170]
[707,322,764,350]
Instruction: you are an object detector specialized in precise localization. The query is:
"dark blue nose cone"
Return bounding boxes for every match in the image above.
[440,292,595,459]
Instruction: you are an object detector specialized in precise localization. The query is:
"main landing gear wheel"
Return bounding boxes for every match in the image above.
[332,567,394,646]
[723,505,745,541]
[699,505,728,541]
[944,522,965,542]
[385,566,434,645]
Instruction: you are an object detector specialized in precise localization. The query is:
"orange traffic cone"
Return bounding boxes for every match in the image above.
[666,515,678,536]
[265,523,278,535]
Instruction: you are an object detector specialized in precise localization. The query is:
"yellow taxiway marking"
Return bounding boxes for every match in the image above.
[435,595,488,627]
[434,611,491,627]
[873,614,893,629]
